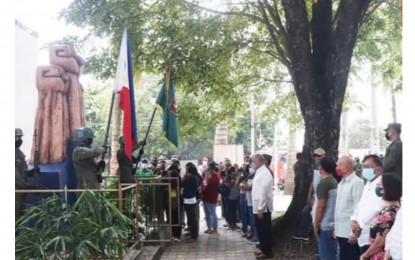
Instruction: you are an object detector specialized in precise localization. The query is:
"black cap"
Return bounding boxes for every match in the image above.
[384,123,401,134]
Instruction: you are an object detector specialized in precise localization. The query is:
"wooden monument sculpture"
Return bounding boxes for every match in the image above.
[32,45,86,164]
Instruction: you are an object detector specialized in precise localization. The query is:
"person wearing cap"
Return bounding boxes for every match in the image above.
[72,126,106,190]
[383,123,402,178]
[15,128,38,221]
[201,161,221,234]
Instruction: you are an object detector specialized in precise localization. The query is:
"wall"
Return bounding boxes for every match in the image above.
[15,19,39,157]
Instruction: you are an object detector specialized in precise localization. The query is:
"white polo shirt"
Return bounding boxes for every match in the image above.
[252,165,274,214]
[350,175,384,246]
[334,172,364,238]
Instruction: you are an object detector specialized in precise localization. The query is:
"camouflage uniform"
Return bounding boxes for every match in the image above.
[73,146,103,189]
[383,138,402,178]
[15,148,28,221]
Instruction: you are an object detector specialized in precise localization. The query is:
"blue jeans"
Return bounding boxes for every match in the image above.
[240,194,249,233]
[318,228,338,260]
[203,202,218,230]
[248,206,258,240]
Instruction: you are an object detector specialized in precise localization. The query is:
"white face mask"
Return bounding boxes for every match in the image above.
[202,160,208,166]
[249,168,256,174]
[142,164,148,169]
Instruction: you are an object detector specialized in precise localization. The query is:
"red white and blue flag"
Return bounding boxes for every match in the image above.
[114,28,138,159]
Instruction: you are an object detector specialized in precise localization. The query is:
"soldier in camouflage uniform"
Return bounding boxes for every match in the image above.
[72,127,106,190]
[383,123,402,178]
[15,128,37,221]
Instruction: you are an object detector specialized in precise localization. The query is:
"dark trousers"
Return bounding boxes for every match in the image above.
[170,206,182,239]
[227,199,239,226]
[184,203,199,239]
[255,211,273,255]
[296,204,312,238]
[221,194,228,221]
[337,237,360,260]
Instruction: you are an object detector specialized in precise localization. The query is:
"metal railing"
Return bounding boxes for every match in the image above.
[15,176,181,249]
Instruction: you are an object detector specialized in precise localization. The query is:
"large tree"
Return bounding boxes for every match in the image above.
[60,0,400,237]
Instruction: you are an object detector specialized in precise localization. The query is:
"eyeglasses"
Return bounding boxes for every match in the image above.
[314,154,322,158]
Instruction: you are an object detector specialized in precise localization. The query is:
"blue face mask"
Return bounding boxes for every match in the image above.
[362,168,375,181]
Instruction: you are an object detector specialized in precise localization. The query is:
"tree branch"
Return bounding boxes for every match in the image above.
[263,0,289,47]
[280,0,313,102]
[257,0,291,67]
[182,0,266,25]
[362,0,388,24]
[328,0,371,106]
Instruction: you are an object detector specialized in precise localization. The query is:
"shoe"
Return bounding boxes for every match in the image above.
[208,230,218,234]
[247,233,254,239]
[248,239,260,245]
[242,233,248,238]
[184,227,189,231]
[172,237,180,242]
[185,238,197,243]
[256,253,273,259]
[292,235,309,241]
[204,229,210,234]
[184,232,191,236]
[254,250,263,256]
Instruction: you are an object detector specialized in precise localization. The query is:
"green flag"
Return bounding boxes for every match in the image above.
[155,65,179,148]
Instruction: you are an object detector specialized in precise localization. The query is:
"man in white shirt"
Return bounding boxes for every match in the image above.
[335,156,364,260]
[251,154,274,260]
[350,155,384,255]
[384,206,402,260]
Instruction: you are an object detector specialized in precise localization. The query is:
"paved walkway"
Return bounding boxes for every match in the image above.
[160,192,292,260]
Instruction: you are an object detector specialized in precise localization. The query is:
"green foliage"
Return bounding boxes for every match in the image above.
[59,0,401,160]
[15,191,133,259]
[354,1,402,91]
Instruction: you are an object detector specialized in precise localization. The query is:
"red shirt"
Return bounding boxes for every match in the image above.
[202,173,220,204]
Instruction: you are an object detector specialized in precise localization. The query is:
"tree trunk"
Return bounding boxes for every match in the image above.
[274,0,371,232]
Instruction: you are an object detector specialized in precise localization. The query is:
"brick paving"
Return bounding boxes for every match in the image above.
[160,210,258,260]
[160,193,291,260]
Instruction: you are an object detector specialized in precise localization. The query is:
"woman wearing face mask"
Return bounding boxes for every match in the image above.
[359,173,401,260]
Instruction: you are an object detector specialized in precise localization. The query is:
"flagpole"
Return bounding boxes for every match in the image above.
[135,64,171,164]
[101,93,116,160]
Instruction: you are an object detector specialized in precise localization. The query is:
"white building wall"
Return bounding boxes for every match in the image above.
[15,20,39,158]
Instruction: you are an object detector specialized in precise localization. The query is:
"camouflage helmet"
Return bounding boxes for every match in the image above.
[15,128,24,136]
[118,136,125,145]
[73,127,94,142]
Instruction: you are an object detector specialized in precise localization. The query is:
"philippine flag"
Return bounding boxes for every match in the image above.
[114,28,138,159]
